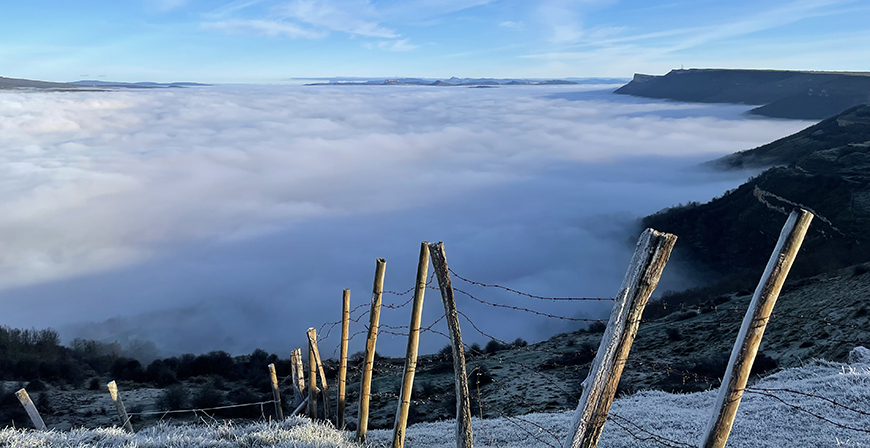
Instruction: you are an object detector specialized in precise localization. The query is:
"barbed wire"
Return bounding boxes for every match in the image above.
[448,268,614,302]
[742,389,870,434]
[453,287,606,323]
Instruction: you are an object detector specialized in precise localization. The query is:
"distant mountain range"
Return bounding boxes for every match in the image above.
[302,76,627,87]
[70,80,211,87]
[616,69,870,119]
[0,75,210,90]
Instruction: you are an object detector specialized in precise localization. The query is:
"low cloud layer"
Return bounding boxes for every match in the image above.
[0,85,812,357]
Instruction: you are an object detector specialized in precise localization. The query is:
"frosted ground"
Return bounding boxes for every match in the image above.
[3,351,868,447]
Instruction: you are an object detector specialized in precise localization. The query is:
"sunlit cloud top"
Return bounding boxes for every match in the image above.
[1,0,868,83]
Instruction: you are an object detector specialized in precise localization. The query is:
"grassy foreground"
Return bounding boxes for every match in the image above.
[2,352,868,447]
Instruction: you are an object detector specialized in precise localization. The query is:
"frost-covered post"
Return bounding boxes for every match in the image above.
[290,348,305,406]
[357,258,386,443]
[307,327,330,421]
[15,388,46,430]
[292,349,306,406]
[338,289,351,429]
[429,242,474,448]
[107,380,134,433]
[268,363,284,421]
[564,228,677,448]
[391,242,430,448]
[700,209,812,448]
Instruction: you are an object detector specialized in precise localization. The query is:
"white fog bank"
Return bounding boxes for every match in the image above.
[0,84,814,356]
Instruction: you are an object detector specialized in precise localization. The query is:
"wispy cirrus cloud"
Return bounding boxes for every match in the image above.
[202,19,327,38]
[276,0,399,38]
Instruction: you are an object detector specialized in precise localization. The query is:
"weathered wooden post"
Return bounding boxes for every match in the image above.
[15,389,46,430]
[338,289,351,429]
[429,242,473,448]
[290,348,305,406]
[564,228,677,448]
[107,380,134,433]
[268,363,284,421]
[292,348,306,406]
[357,258,386,443]
[392,242,431,448]
[699,209,813,448]
[308,344,319,419]
[307,327,330,421]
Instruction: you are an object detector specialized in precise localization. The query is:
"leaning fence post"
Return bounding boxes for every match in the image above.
[564,228,677,448]
[357,258,386,443]
[268,363,285,421]
[699,209,813,448]
[338,289,351,429]
[429,242,473,448]
[391,242,431,448]
[107,380,134,433]
[307,327,331,421]
[15,389,46,430]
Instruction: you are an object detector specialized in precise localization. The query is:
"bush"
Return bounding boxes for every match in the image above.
[484,340,507,354]
[666,328,683,341]
[511,338,528,348]
[192,381,225,409]
[26,379,46,392]
[588,322,607,333]
[158,384,189,411]
[88,378,102,391]
[469,365,494,387]
[540,344,596,369]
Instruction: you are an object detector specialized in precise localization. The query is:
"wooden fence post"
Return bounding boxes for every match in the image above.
[307,327,331,421]
[268,363,285,421]
[338,289,351,429]
[699,209,813,448]
[308,343,319,419]
[357,258,386,443]
[429,242,473,448]
[290,348,305,407]
[564,228,677,448]
[107,380,134,433]
[292,348,306,406]
[391,242,431,448]
[15,389,46,430]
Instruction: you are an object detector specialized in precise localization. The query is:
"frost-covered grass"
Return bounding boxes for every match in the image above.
[2,359,868,447]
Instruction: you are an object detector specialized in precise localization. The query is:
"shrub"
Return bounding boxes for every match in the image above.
[666,327,683,341]
[751,352,778,375]
[88,378,102,391]
[158,384,189,411]
[511,338,528,348]
[484,340,507,354]
[852,264,870,277]
[469,365,494,387]
[26,379,46,392]
[588,322,607,333]
[192,381,225,409]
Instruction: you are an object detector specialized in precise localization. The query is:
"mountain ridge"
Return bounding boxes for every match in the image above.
[615,68,870,119]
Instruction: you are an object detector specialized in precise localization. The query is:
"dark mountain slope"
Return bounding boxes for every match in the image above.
[615,69,870,119]
[644,106,870,292]
[714,105,870,169]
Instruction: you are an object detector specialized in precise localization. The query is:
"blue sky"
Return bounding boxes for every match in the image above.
[2,0,869,83]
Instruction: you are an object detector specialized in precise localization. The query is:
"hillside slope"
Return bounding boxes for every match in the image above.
[643,105,870,287]
[615,69,870,119]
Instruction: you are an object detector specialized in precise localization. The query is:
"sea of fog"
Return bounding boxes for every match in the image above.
[0,84,814,359]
